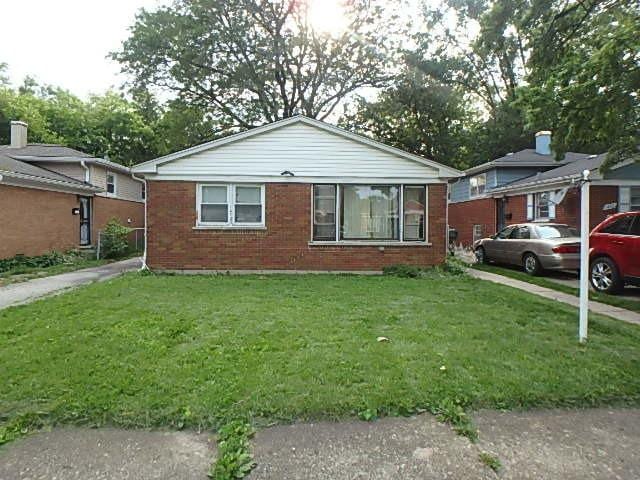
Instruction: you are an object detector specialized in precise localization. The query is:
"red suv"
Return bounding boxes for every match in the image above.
[589,212,640,294]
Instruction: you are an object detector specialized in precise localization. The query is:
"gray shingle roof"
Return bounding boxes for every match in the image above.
[0,144,92,158]
[465,149,592,175]
[0,146,100,191]
[493,153,606,192]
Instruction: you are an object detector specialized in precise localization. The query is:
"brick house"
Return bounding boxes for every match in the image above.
[132,116,462,271]
[449,131,640,245]
[0,121,145,259]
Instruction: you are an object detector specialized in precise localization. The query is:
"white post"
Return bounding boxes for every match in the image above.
[579,170,591,343]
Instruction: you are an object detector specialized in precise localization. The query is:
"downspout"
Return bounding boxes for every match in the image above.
[131,172,148,271]
[80,160,90,183]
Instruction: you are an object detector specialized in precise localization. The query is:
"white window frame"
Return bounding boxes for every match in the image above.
[196,184,266,229]
[106,171,116,197]
[310,184,429,245]
[473,224,483,243]
[469,173,487,198]
[534,191,551,220]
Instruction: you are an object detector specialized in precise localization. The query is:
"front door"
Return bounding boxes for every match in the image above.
[79,197,91,246]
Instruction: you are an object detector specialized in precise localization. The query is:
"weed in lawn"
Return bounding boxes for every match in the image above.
[209,420,256,480]
[433,399,478,442]
[479,452,502,473]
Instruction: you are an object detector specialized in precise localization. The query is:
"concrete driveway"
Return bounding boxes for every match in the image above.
[0,257,142,309]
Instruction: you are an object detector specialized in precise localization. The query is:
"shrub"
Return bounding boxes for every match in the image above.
[383,260,468,278]
[100,219,133,259]
[382,264,424,278]
[0,251,68,274]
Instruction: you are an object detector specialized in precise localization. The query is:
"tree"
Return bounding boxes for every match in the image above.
[113,0,403,132]
[519,1,640,167]
[339,64,474,168]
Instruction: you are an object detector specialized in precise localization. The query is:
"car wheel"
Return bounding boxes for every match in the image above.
[590,257,623,294]
[523,253,543,276]
[475,247,487,264]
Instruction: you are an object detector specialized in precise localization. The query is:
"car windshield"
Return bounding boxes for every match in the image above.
[535,225,578,239]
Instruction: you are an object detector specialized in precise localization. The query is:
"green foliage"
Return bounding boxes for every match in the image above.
[113,0,403,130]
[433,398,478,441]
[100,219,133,259]
[479,452,502,472]
[383,260,466,278]
[209,420,256,480]
[0,251,68,274]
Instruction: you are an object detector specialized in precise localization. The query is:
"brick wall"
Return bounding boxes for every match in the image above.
[448,198,496,246]
[506,186,618,230]
[0,184,80,259]
[146,182,447,271]
[92,196,145,243]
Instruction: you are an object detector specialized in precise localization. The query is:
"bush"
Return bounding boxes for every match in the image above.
[100,219,133,259]
[383,260,468,279]
[0,251,67,274]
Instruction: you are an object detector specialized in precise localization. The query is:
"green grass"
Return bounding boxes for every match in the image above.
[472,263,640,314]
[0,258,110,287]
[2,272,640,443]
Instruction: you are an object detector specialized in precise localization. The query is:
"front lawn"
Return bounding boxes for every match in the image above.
[2,272,640,440]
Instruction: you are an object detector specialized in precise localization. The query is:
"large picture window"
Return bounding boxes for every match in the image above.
[197,184,264,227]
[312,184,427,243]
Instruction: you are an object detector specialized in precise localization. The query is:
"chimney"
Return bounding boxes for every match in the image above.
[535,130,551,155]
[10,121,28,148]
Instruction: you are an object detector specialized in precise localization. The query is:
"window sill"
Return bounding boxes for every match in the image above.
[309,241,432,247]
[193,225,267,231]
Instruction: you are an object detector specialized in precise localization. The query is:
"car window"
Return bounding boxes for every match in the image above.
[600,216,635,235]
[535,225,578,239]
[497,227,515,239]
[630,217,640,236]
[510,227,531,239]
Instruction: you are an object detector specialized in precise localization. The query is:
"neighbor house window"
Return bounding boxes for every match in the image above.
[312,184,427,243]
[473,224,483,243]
[469,174,486,198]
[141,183,146,200]
[197,184,264,227]
[106,172,116,195]
[535,192,550,219]
[631,187,640,211]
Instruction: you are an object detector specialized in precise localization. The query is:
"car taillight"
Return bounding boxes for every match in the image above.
[553,245,579,254]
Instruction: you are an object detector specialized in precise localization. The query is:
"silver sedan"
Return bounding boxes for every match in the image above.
[474,223,581,275]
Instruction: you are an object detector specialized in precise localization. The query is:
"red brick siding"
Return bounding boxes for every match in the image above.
[448,198,496,246]
[146,181,447,271]
[0,184,80,259]
[506,186,618,230]
[92,196,145,242]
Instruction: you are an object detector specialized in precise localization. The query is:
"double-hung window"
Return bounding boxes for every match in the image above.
[469,174,486,198]
[106,172,116,196]
[197,184,265,227]
[535,191,550,220]
[312,184,427,243]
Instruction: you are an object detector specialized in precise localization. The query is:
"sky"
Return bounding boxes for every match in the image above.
[0,0,435,99]
[0,0,162,97]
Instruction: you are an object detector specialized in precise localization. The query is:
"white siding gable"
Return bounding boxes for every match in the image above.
[144,121,450,183]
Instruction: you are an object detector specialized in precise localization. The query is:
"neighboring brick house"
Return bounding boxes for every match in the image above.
[448,131,640,245]
[132,115,462,271]
[0,121,145,259]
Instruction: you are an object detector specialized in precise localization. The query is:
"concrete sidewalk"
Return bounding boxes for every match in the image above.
[1,408,639,479]
[467,268,640,325]
[0,257,141,309]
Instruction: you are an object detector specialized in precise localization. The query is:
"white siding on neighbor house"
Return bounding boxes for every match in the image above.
[91,165,143,202]
[153,123,441,182]
[33,162,87,182]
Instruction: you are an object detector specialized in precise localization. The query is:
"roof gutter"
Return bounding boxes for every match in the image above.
[0,168,102,193]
